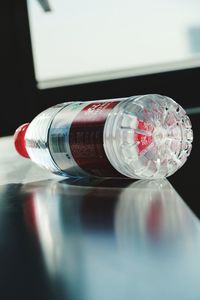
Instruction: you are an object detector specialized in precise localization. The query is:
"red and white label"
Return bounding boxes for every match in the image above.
[69,101,121,177]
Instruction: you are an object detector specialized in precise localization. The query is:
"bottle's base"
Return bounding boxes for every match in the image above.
[103,94,193,179]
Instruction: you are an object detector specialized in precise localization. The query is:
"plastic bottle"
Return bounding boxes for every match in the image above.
[14,94,193,179]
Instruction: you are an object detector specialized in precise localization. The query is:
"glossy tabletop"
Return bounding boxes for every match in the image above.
[0,113,199,300]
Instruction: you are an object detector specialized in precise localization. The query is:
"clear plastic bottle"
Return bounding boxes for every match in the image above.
[14,94,193,179]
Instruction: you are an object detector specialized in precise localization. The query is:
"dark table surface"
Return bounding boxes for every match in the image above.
[0,112,200,300]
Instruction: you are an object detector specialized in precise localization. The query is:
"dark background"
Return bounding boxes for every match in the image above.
[1,0,200,136]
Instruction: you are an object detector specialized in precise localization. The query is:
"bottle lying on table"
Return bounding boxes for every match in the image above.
[14,94,193,179]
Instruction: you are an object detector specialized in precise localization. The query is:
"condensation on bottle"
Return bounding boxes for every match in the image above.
[14,94,193,179]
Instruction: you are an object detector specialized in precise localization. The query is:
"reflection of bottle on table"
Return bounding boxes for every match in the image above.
[23,179,200,300]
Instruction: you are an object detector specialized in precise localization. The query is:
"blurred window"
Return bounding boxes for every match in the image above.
[27,0,200,88]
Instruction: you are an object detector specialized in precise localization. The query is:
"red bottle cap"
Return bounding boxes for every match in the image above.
[14,123,30,158]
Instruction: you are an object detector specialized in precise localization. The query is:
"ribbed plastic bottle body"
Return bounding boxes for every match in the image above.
[25,103,69,175]
[24,99,125,177]
[24,95,193,179]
